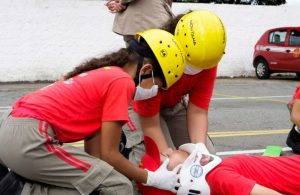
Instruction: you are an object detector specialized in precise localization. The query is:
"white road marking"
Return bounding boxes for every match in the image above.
[212,95,291,100]
[216,147,292,156]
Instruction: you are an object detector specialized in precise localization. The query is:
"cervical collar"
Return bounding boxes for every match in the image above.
[137,137,221,195]
[177,144,222,195]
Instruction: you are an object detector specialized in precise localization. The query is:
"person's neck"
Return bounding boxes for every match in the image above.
[123,63,137,79]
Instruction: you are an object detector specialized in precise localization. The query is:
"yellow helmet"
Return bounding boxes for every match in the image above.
[175,10,226,70]
[136,29,186,89]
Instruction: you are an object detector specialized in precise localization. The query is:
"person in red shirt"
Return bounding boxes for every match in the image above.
[120,10,227,165]
[287,85,300,154]
[139,137,295,195]
[207,154,297,195]
[0,29,186,195]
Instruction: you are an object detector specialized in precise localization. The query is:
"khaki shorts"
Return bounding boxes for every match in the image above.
[0,116,133,195]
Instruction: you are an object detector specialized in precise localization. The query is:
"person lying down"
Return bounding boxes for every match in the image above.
[137,136,300,195]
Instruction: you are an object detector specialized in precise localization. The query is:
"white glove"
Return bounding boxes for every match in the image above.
[179,143,209,155]
[145,158,182,193]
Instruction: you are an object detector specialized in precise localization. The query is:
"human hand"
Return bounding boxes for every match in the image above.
[179,142,209,155]
[160,148,173,162]
[105,0,126,13]
[145,158,182,193]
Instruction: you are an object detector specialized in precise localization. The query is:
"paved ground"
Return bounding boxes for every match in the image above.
[209,76,298,157]
[1,76,299,157]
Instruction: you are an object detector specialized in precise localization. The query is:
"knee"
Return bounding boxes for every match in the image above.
[100,173,134,195]
[120,177,134,194]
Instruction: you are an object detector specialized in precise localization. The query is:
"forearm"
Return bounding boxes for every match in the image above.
[102,150,147,183]
[85,137,147,183]
[187,102,208,143]
[140,114,170,153]
[291,99,300,126]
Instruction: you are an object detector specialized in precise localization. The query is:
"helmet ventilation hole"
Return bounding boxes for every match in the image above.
[189,189,201,194]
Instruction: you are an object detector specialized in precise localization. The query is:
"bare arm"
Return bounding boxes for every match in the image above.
[187,102,208,144]
[139,113,171,155]
[84,121,147,183]
[291,99,300,127]
[251,184,283,195]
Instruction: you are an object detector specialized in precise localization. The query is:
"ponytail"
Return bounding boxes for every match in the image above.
[162,10,192,34]
[64,48,138,80]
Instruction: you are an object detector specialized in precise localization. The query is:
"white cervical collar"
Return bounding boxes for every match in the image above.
[177,143,222,195]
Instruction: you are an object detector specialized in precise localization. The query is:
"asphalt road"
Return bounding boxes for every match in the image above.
[209,76,299,156]
[1,76,299,157]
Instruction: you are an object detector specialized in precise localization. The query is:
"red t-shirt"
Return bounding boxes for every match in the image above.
[206,155,300,195]
[12,67,135,143]
[289,85,300,107]
[132,67,217,116]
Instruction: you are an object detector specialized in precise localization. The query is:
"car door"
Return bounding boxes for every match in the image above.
[265,29,288,71]
[284,29,300,71]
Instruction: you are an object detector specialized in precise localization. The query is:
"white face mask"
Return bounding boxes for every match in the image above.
[134,71,159,101]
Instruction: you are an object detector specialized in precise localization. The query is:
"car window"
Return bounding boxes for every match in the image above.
[269,30,287,45]
[289,30,300,46]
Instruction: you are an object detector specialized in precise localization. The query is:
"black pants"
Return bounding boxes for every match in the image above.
[0,164,24,195]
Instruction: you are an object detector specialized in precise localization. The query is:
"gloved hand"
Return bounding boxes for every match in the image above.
[179,143,209,155]
[145,158,182,193]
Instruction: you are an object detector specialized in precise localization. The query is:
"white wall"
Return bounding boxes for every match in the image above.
[0,0,298,82]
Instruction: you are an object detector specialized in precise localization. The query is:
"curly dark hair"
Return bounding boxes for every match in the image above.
[162,10,192,34]
[64,48,138,80]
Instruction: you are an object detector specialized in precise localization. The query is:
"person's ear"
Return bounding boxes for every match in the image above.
[140,63,153,74]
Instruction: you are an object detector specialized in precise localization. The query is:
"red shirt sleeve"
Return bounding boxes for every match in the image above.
[293,85,300,99]
[132,92,162,116]
[102,77,135,123]
[289,85,300,107]
[189,66,217,110]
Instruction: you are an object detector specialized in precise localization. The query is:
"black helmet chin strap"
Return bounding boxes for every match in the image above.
[134,56,144,86]
[128,39,160,86]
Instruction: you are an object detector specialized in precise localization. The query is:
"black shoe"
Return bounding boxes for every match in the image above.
[0,164,9,181]
[0,172,24,195]
[286,125,300,154]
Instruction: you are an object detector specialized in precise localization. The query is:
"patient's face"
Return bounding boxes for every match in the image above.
[167,150,189,170]
[167,150,212,170]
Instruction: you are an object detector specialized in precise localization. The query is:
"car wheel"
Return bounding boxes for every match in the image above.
[255,59,270,79]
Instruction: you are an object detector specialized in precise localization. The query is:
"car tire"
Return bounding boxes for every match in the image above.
[255,59,270,79]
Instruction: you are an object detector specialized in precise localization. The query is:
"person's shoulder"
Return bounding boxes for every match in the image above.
[108,66,135,87]
[93,66,131,79]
